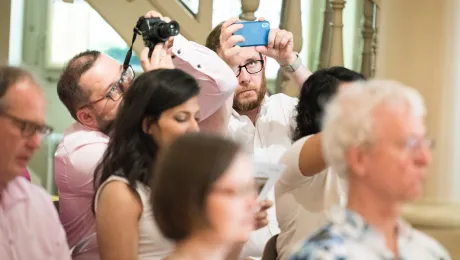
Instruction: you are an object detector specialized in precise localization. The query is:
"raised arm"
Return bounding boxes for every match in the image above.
[171,35,238,122]
[298,133,326,177]
[254,20,312,87]
[138,10,238,124]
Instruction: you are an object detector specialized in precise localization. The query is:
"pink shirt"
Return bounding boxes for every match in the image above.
[22,168,31,181]
[0,177,70,260]
[54,36,237,253]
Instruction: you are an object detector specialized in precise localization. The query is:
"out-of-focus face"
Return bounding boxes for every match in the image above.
[232,47,267,112]
[77,54,133,132]
[146,96,200,148]
[357,105,431,202]
[0,79,46,184]
[206,153,257,243]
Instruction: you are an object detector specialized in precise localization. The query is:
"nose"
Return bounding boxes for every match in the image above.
[187,119,200,132]
[26,131,42,150]
[414,146,431,167]
[238,68,251,85]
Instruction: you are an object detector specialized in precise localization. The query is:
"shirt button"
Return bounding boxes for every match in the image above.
[177,49,181,54]
[197,64,201,68]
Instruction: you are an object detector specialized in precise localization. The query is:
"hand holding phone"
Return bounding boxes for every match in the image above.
[232,20,271,47]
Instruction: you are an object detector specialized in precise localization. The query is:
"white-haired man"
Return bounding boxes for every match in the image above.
[289,80,451,259]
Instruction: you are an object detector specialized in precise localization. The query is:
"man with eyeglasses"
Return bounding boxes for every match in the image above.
[54,10,238,258]
[0,66,71,260]
[290,80,450,260]
[204,18,311,258]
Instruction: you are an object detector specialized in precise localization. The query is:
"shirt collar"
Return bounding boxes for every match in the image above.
[1,177,29,211]
[327,206,413,241]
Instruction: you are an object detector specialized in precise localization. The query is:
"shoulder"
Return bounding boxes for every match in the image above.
[410,228,451,259]
[280,136,309,169]
[267,93,298,107]
[279,136,313,177]
[57,122,109,156]
[289,224,347,260]
[95,178,143,214]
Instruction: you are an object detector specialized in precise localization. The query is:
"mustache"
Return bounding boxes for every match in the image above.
[236,88,258,95]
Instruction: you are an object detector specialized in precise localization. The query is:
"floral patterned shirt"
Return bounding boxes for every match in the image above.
[289,206,451,260]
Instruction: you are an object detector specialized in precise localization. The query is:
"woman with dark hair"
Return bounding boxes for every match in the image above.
[93,68,200,260]
[152,133,257,260]
[275,67,365,260]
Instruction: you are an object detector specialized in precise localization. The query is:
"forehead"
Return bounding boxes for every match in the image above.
[240,47,261,62]
[79,54,121,96]
[164,96,200,113]
[214,153,253,187]
[373,105,425,140]
[3,80,45,122]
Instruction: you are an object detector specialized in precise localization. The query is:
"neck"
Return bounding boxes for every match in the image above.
[0,179,8,201]
[347,180,400,253]
[238,106,260,125]
[171,231,231,260]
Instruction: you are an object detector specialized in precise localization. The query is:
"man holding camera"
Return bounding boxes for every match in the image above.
[54,10,239,259]
[204,17,312,258]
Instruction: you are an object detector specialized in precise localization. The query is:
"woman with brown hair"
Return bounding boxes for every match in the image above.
[152,133,258,260]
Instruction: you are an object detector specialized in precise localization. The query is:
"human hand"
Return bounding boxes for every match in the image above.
[254,18,297,66]
[219,17,246,71]
[254,199,273,229]
[139,10,175,71]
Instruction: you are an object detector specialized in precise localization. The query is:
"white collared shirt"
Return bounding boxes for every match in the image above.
[227,93,298,258]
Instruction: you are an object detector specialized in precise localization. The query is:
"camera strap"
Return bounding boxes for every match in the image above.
[123,17,144,71]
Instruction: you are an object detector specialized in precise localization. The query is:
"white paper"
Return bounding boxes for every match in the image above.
[253,162,286,201]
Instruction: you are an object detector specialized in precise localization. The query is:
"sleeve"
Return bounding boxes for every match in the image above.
[277,136,314,190]
[67,142,108,196]
[172,35,237,122]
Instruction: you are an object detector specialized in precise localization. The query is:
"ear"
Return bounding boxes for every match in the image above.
[345,146,367,177]
[142,116,155,135]
[76,108,98,130]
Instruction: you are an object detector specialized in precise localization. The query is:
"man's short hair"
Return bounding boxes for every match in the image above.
[205,22,224,53]
[57,50,101,120]
[321,80,426,175]
[0,66,35,110]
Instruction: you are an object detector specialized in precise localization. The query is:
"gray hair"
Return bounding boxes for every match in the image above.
[321,80,426,175]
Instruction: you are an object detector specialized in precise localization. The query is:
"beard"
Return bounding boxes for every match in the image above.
[233,71,267,112]
[97,117,115,135]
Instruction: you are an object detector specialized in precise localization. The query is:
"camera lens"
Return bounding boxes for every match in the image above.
[159,21,180,39]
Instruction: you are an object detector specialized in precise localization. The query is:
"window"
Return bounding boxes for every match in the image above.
[46,0,141,71]
[45,0,309,79]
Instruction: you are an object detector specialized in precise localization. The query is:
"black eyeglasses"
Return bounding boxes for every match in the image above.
[0,111,53,139]
[80,65,135,109]
[236,60,264,77]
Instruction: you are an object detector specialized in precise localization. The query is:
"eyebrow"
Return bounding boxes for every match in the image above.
[102,65,124,92]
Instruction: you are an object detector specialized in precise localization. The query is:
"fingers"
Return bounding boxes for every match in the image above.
[255,46,268,55]
[151,43,165,65]
[221,23,244,46]
[144,10,162,19]
[268,29,293,50]
[164,37,174,50]
[278,31,293,50]
[259,199,273,211]
[221,17,239,32]
[257,17,266,21]
[140,47,151,72]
